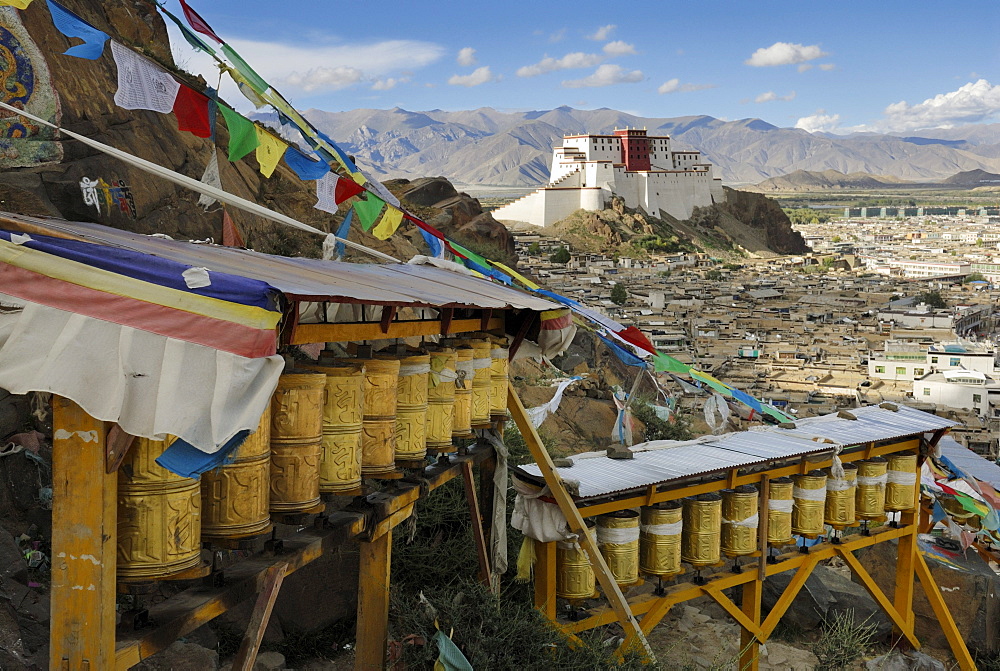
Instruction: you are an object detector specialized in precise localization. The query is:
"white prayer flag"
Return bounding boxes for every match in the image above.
[315,173,339,214]
[360,169,400,208]
[111,41,180,113]
[197,150,221,210]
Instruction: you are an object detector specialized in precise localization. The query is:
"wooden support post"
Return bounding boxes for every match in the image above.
[534,540,557,620]
[739,580,762,671]
[759,554,820,640]
[232,562,287,671]
[893,453,922,645]
[356,531,393,671]
[508,384,656,662]
[478,451,498,591]
[836,547,919,649]
[461,461,492,587]
[50,397,116,671]
[914,551,976,671]
[758,475,769,583]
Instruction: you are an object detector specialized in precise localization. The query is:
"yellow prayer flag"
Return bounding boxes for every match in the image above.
[254,127,286,178]
[490,260,540,290]
[0,0,35,8]
[371,206,404,240]
[351,172,367,186]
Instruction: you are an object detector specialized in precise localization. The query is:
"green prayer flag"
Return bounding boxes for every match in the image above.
[450,242,489,268]
[219,105,259,162]
[761,404,793,423]
[953,491,990,518]
[222,44,269,94]
[161,8,216,56]
[690,370,732,396]
[353,195,385,231]
[652,352,690,374]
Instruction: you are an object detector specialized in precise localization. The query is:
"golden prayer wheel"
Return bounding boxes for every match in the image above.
[269,371,324,512]
[117,436,202,580]
[302,361,365,493]
[824,463,858,531]
[885,453,918,512]
[722,485,759,558]
[856,457,888,522]
[792,470,827,539]
[557,523,597,600]
[426,348,457,450]
[681,493,722,568]
[767,477,794,546]
[597,510,641,586]
[639,501,682,578]
[490,338,510,420]
[201,409,271,540]
[451,347,474,438]
[355,357,400,475]
[462,339,494,428]
[379,353,430,461]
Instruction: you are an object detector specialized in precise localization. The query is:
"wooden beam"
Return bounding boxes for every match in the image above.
[50,397,116,671]
[478,452,498,592]
[757,475,770,583]
[379,306,398,334]
[915,551,976,671]
[290,317,503,345]
[534,541,557,620]
[759,554,820,640]
[836,547,919,649]
[232,563,287,671]
[356,531,393,671]
[105,423,136,474]
[739,580,763,671]
[461,461,492,587]
[705,585,763,640]
[440,308,454,335]
[893,452,922,645]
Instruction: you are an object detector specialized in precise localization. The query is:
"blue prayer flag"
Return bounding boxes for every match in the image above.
[47,0,109,60]
[283,146,331,180]
[333,209,353,259]
[419,227,444,258]
[598,334,646,367]
[730,388,763,413]
[156,430,250,478]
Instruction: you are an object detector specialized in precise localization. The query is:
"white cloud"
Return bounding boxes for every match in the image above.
[819,63,836,71]
[448,66,496,87]
[549,28,567,43]
[457,47,477,67]
[563,64,643,89]
[372,77,410,91]
[745,42,828,67]
[798,64,813,73]
[795,110,842,133]
[517,52,603,77]
[603,40,635,56]
[588,25,616,41]
[754,90,796,103]
[658,78,715,94]
[285,66,365,92]
[875,79,1000,132]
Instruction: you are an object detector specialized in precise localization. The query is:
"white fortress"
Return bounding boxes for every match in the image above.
[493,128,724,227]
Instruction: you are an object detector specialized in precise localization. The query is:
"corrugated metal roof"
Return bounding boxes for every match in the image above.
[938,436,1000,490]
[0,213,555,311]
[517,405,955,500]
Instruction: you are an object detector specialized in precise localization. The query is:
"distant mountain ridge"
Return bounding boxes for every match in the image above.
[260,106,1000,187]
[750,168,1000,192]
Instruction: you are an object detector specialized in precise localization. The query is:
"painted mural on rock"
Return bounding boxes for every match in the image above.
[0,7,62,169]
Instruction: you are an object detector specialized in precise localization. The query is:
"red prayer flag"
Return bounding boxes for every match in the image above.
[333,176,365,204]
[178,0,224,44]
[221,208,244,248]
[173,86,211,138]
[617,325,657,354]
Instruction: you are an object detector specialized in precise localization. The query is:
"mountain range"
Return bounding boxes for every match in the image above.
[269,107,1000,188]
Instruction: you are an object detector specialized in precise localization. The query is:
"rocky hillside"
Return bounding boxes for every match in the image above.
[750,167,1000,192]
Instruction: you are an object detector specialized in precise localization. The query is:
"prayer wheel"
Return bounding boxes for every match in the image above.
[792,470,827,539]
[556,523,597,600]
[426,348,457,450]
[639,501,682,578]
[201,409,271,540]
[269,371,324,512]
[856,457,888,521]
[356,357,400,474]
[451,347,474,438]
[597,510,640,586]
[722,485,759,558]
[885,453,918,512]
[681,493,722,568]
[380,353,430,461]
[490,338,510,419]
[767,478,795,546]
[824,463,858,531]
[117,436,202,579]
[464,339,494,428]
[302,361,365,493]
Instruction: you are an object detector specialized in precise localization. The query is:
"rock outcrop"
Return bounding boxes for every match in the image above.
[717,187,809,255]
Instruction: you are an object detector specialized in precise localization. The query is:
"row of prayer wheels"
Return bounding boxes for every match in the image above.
[555,454,918,597]
[115,338,511,581]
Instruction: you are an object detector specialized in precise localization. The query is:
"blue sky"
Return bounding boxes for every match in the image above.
[165,0,1000,134]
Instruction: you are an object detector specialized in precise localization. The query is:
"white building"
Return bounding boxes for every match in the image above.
[868,341,999,381]
[494,128,724,228]
[913,370,1000,416]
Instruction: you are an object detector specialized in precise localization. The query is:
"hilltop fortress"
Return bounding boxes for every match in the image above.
[493,127,725,227]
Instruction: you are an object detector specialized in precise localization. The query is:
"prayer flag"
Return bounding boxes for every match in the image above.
[372,206,404,240]
[47,0,108,59]
[334,175,365,204]
[221,208,243,248]
[178,0,223,44]
[254,127,286,178]
[173,86,211,138]
[405,215,445,258]
[0,0,35,9]
[599,334,645,367]
[652,352,690,374]
[221,44,269,95]
[353,194,385,231]
[197,150,221,209]
[159,6,215,55]
[617,326,656,355]
[283,147,330,180]
[449,242,489,268]
[111,41,181,113]
[730,388,763,413]
[333,209,353,259]
[490,260,539,290]
[314,173,340,214]
[360,169,400,208]
[690,369,733,396]
[218,105,259,162]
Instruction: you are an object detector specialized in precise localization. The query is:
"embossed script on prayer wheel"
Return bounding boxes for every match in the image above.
[824,463,858,531]
[302,361,365,493]
[681,493,722,568]
[885,453,918,512]
[117,436,202,579]
[792,470,827,539]
[381,353,430,461]
[269,372,324,512]
[463,339,494,428]
[597,510,640,586]
[355,358,400,475]
[490,338,510,419]
[451,347,474,438]
[426,348,457,450]
[856,457,888,521]
[557,524,597,600]
[767,477,794,545]
[201,408,271,540]
[639,501,682,578]
[722,485,759,558]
